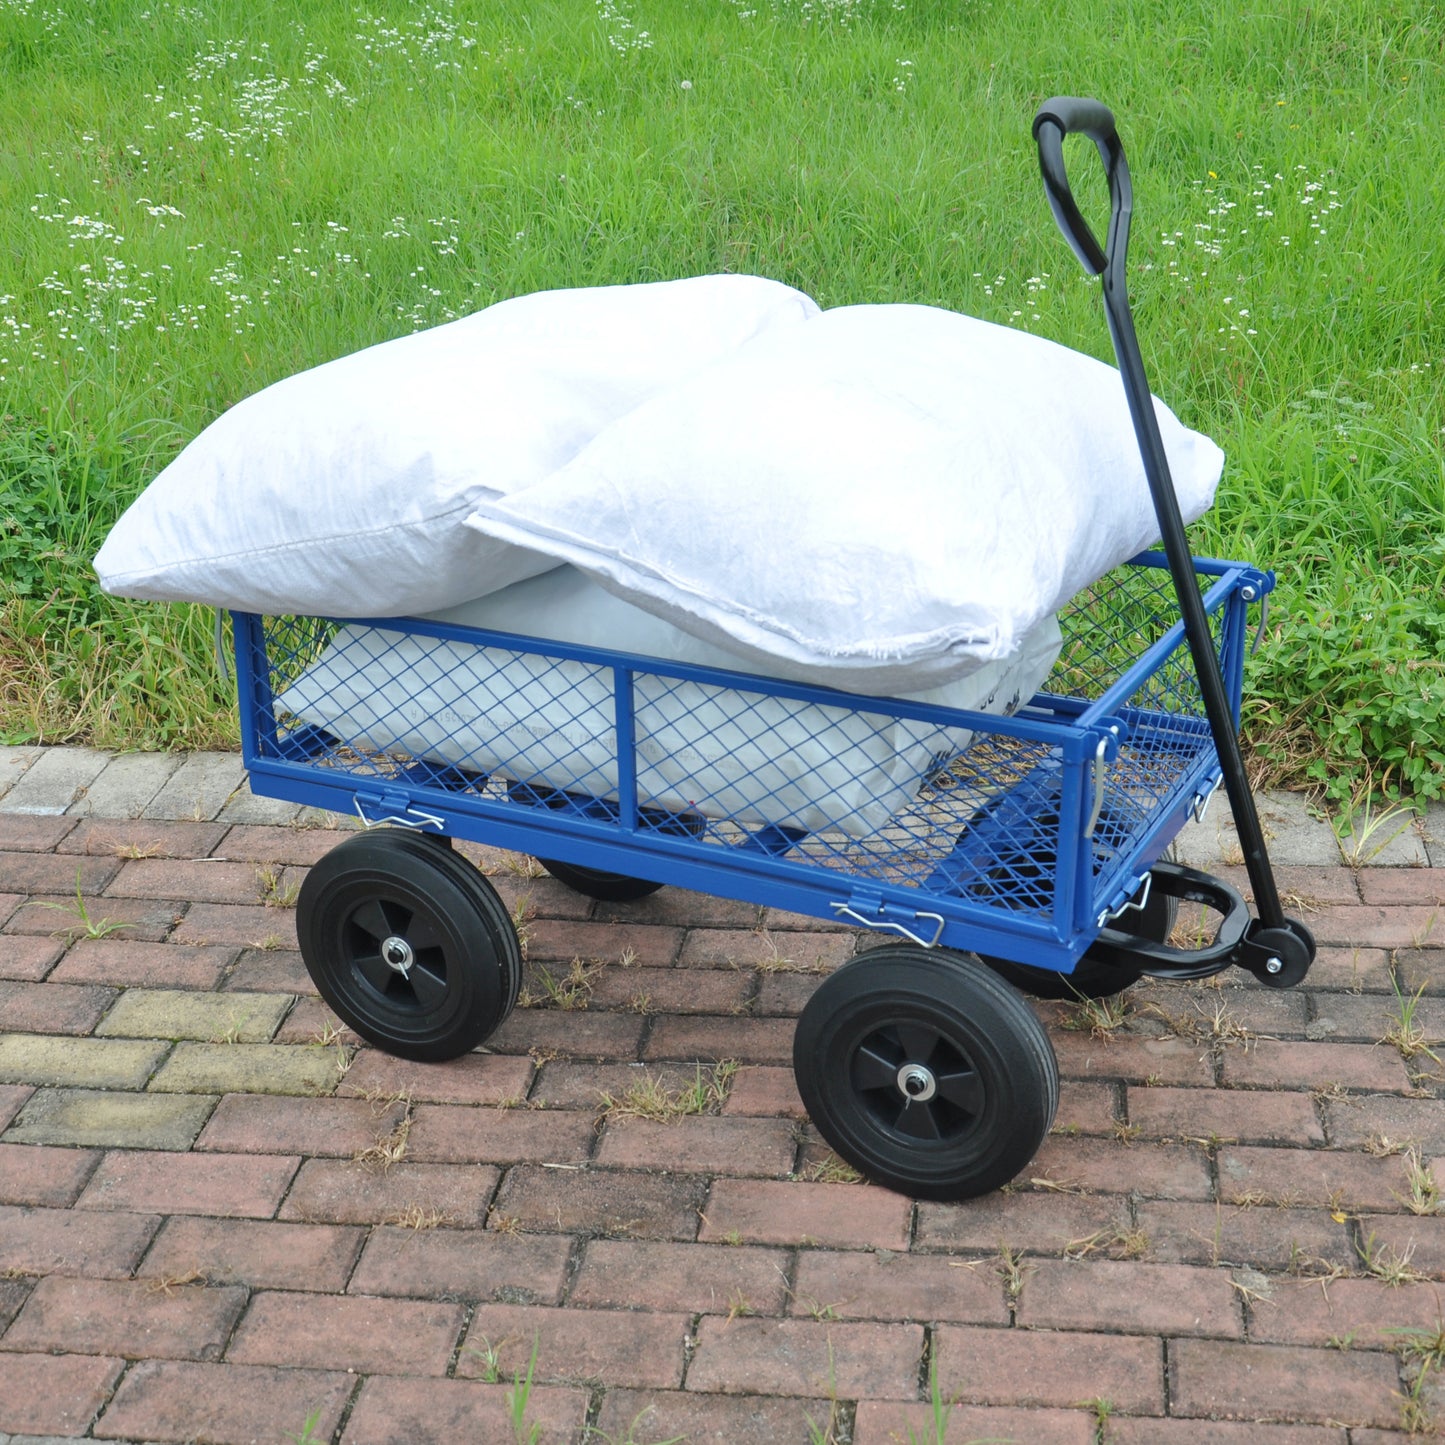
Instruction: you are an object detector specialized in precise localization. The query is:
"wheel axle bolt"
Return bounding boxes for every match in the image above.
[1265,956,1283,975]
[896,1064,937,1103]
[381,936,415,975]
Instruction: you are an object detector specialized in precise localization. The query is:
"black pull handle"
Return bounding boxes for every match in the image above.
[1030,96,1291,937]
[1031,96,1129,280]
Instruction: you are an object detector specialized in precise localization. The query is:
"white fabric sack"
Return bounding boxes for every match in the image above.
[275,567,1063,837]
[94,274,820,617]
[464,303,1223,693]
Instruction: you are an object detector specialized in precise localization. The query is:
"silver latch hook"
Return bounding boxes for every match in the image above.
[829,903,947,950]
[352,798,445,833]
[1250,592,1270,656]
[1098,870,1153,930]
[1085,736,1111,839]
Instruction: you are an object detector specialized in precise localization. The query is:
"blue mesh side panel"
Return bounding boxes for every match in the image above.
[250,561,1238,932]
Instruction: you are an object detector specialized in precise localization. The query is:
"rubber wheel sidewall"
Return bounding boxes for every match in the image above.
[391,831,523,1016]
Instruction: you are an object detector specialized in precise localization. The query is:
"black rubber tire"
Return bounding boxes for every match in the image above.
[980,877,1179,1000]
[297,829,521,1060]
[538,858,664,903]
[793,945,1060,1201]
[409,831,524,1016]
[381,830,522,1014]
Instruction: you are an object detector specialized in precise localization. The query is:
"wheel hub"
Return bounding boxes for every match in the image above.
[896,1062,937,1103]
[381,936,415,976]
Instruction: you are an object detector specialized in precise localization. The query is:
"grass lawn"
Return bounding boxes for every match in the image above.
[0,0,1441,805]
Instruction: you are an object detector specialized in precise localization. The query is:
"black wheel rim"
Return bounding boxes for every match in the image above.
[341,892,454,1018]
[849,1016,987,1147]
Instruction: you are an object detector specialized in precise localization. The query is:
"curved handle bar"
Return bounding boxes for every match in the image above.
[1031,96,1130,282]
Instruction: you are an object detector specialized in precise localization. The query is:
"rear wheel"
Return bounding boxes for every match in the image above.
[296,829,521,1060]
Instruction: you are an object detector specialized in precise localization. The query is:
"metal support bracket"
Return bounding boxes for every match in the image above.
[1086,861,1314,987]
[1237,566,1276,602]
[214,609,231,685]
[1237,568,1275,655]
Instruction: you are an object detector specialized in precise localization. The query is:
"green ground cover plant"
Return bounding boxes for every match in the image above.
[0,0,1440,803]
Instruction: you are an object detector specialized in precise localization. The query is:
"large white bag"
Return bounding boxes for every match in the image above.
[94,275,819,618]
[274,567,1063,837]
[464,303,1224,693]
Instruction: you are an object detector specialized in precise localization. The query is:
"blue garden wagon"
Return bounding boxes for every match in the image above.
[229,99,1315,1199]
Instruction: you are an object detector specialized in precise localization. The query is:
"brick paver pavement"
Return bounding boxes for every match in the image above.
[0,750,1443,1442]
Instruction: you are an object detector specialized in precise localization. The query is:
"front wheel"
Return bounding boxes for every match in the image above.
[979,876,1178,1000]
[793,945,1059,1200]
[538,858,664,903]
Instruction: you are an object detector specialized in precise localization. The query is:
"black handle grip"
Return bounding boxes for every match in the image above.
[1031,96,1128,278]
[1033,95,1117,146]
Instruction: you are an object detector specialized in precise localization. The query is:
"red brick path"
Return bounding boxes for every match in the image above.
[1,811,1444,1442]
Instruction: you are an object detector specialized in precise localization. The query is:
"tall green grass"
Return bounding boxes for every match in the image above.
[1,0,1441,800]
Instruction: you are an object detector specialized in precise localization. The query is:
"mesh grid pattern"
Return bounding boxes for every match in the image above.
[252,562,1236,928]
[1052,563,1206,700]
